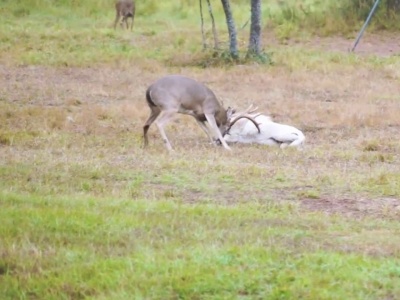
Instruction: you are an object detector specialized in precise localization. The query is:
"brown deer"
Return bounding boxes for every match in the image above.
[143,75,260,151]
[114,0,135,31]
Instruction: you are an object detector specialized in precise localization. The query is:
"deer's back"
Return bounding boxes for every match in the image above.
[149,75,220,114]
[116,0,134,13]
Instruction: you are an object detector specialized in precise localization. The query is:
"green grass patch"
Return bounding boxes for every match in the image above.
[1,0,400,67]
[0,1,400,298]
[1,191,400,299]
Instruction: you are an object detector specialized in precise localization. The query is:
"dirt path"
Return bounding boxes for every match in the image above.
[268,32,400,57]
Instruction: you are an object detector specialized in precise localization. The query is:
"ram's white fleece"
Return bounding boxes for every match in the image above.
[224,115,305,149]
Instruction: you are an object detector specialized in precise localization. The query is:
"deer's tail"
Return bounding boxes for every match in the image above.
[146,88,156,107]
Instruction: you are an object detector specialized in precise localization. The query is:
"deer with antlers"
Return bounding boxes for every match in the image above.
[224,105,305,149]
[143,75,260,151]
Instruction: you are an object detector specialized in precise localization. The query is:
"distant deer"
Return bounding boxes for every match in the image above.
[143,75,260,151]
[224,106,305,149]
[114,0,135,31]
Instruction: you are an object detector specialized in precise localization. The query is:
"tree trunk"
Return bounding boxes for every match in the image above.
[220,0,239,59]
[207,0,219,49]
[199,0,207,49]
[247,0,262,57]
[206,0,219,49]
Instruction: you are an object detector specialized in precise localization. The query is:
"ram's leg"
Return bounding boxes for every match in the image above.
[205,114,231,151]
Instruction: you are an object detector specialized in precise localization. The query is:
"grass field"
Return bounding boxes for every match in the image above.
[1,0,400,299]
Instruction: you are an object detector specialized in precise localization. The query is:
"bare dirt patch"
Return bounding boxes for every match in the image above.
[269,32,400,57]
[301,196,400,219]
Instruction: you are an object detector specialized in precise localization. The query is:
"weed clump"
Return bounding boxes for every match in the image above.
[0,131,12,146]
[362,140,380,152]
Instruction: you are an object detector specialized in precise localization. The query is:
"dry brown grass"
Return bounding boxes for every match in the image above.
[1,42,400,218]
[1,57,399,133]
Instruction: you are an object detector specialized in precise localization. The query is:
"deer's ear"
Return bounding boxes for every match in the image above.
[226,107,236,116]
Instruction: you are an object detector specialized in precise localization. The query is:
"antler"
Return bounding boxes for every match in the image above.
[232,104,258,118]
[227,113,261,133]
[223,104,263,136]
[243,104,259,115]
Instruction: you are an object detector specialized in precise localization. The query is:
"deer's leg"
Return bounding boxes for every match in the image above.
[285,139,305,151]
[114,12,121,29]
[178,108,214,144]
[205,114,231,151]
[263,139,280,146]
[280,143,289,149]
[288,136,305,148]
[155,111,176,151]
[121,16,127,29]
[130,15,134,31]
[195,120,215,143]
[275,132,305,149]
[287,140,299,148]
[125,17,129,30]
[143,107,161,147]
